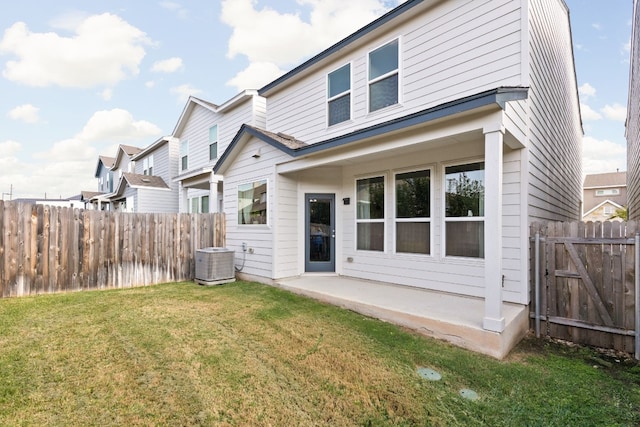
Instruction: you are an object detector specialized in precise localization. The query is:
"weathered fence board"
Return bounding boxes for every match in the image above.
[531,220,637,355]
[0,201,225,298]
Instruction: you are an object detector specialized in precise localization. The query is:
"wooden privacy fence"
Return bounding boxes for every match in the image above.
[530,221,639,358]
[0,201,226,298]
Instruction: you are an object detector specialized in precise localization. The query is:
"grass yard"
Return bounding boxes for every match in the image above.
[0,281,639,426]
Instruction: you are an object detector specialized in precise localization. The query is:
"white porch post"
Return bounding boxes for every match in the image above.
[179,181,188,213]
[483,123,505,332]
[209,174,221,213]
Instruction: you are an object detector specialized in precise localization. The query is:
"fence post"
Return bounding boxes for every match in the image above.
[535,231,541,338]
[635,233,639,360]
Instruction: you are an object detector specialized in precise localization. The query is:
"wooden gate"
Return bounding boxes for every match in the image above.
[530,221,639,357]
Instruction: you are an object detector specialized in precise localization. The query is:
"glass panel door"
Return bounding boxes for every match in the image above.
[305,194,335,272]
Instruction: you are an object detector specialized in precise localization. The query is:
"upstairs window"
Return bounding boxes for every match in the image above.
[395,169,431,254]
[368,39,399,112]
[356,176,385,251]
[327,64,351,126]
[445,162,485,258]
[143,155,154,175]
[180,140,188,171]
[595,188,620,196]
[209,125,218,161]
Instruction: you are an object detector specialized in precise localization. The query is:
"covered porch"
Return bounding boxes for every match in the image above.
[275,275,529,359]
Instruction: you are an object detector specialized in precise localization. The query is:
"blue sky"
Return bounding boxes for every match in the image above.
[0,0,633,199]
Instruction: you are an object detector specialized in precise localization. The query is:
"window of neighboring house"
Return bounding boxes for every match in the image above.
[143,155,154,175]
[209,125,218,161]
[595,188,620,196]
[368,39,399,112]
[99,177,104,190]
[191,197,199,214]
[108,172,113,192]
[181,141,189,171]
[201,195,209,214]
[445,162,485,258]
[356,176,385,251]
[395,169,431,254]
[328,64,351,126]
[603,205,614,215]
[238,179,267,225]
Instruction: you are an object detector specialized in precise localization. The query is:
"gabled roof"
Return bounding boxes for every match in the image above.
[81,191,104,201]
[94,156,115,177]
[131,136,177,161]
[112,144,143,170]
[215,87,528,174]
[171,91,260,137]
[582,199,625,218]
[109,172,170,199]
[583,171,627,188]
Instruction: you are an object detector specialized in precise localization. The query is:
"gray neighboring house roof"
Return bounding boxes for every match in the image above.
[582,171,627,214]
[583,171,627,188]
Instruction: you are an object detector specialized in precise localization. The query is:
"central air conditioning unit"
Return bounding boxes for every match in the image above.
[195,247,236,286]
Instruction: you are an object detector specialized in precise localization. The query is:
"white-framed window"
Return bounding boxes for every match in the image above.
[595,188,620,196]
[190,197,199,214]
[603,205,614,215]
[180,140,189,171]
[327,63,351,126]
[368,38,399,113]
[143,155,154,175]
[395,168,431,255]
[444,161,485,258]
[238,179,268,225]
[356,175,385,251]
[201,195,209,214]
[209,125,218,161]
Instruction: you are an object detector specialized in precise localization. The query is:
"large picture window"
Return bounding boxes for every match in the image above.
[368,39,399,112]
[238,180,267,225]
[445,162,485,258]
[328,64,351,126]
[356,176,385,251]
[395,169,430,254]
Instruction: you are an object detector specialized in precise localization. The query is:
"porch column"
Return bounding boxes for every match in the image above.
[483,123,505,332]
[179,181,188,213]
[209,174,222,213]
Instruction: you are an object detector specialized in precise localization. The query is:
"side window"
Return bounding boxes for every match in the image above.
[180,140,189,171]
[201,195,209,214]
[143,155,154,175]
[356,176,385,251]
[327,64,351,126]
[209,125,218,161]
[444,162,485,258]
[368,39,399,112]
[395,169,431,254]
[238,180,267,225]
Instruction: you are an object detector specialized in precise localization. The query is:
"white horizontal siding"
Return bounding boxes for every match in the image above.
[265,0,524,145]
[274,174,298,278]
[628,1,640,220]
[527,0,582,222]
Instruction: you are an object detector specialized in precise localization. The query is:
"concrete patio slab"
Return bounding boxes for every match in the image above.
[274,275,529,359]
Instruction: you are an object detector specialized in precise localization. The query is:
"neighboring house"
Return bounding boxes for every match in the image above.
[93,145,143,211]
[12,196,85,209]
[84,155,115,210]
[627,0,640,221]
[582,171,627,222]
[107,136,180,213]
[172,92,266,214]
[215,0,582,354]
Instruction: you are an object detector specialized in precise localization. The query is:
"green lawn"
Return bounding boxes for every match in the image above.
[0,281,638,426]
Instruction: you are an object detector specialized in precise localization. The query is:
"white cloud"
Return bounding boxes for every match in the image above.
[226,61,284,91]
[151,57,184,73]
[76,109,162,142]
[160,1,189,19]
[0,13,151,88]
[221,0,394,91]
[580,103,602,121]
[7,103,40,123]
[578,83,596,99]
[601,103,627,121]
[170,84,202,103]
[582,136,626,175]
[98,88,113,101]
[33,138,95,161]
[145,80,156,88]
[592,23,602,31]
[0,140,21,156]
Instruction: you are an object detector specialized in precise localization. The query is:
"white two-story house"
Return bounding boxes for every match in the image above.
[214,0,582,357]
[172,92,266,214]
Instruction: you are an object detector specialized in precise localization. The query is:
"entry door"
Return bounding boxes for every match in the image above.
[305,194,335,272]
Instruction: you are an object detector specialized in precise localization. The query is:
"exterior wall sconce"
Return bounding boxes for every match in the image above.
[252,149,261,159]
